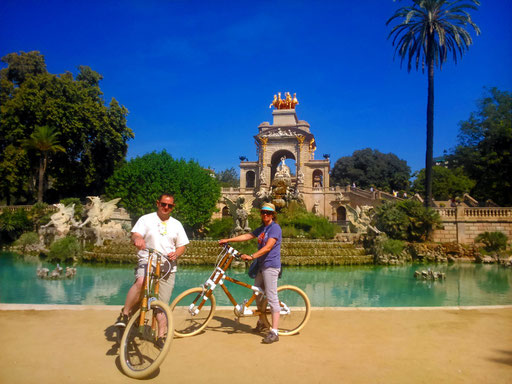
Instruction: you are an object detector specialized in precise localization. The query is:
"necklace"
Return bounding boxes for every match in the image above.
[159,221,167,236]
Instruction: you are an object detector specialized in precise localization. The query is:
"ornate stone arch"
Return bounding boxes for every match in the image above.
[336,206,346,221]
[270,149,296,182]
[312,169,323,187]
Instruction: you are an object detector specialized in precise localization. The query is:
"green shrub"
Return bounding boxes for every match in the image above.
[374,200,441,241]
[48,236,81,262]
[206,217,233,239]
[277,204,337,239]
[0,209,32,245]
[13,231,40,253]
[475,231,508,252]
[382,238,405,256]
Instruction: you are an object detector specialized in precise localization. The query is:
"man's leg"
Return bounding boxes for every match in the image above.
[155,273,175,338]
[122,277,144,315]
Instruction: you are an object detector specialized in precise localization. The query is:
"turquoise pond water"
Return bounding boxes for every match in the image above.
[1,252,511,307]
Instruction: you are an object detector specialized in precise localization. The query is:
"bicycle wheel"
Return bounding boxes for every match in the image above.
[170,287,216,337]
[261,285,311,336]
[119,300,173,379]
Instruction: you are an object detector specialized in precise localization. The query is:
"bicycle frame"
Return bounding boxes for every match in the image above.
[119,248,174,378]
[191,244,266,317]
[138,249,167,330]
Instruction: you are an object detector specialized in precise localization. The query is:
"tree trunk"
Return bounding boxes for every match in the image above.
[425,37,435,208]
[37,154,47,203]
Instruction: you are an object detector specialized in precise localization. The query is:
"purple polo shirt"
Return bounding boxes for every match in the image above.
[251,221,282,269]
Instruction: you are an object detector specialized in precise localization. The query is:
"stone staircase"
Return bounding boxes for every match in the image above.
[83,239,373,266]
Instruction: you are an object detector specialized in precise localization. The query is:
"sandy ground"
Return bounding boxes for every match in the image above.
[0,305,511,384]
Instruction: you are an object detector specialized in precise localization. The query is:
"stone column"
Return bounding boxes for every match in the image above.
[456,205,466,244]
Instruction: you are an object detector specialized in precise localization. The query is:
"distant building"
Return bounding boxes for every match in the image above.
[215,98,400,226]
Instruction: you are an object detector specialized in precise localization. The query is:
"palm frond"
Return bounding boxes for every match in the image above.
[387,0,480,72]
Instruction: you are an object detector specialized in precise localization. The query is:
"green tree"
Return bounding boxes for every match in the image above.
[105,151,221,234]
[411,166,475,201]
[0,145,31,205]
[449,88,512,205]
[0,51,47,86]
[216,167,239,188]
[330,148,411,191]
[22,126,65,202]
[0,51,134,203]
[387,0,480,207]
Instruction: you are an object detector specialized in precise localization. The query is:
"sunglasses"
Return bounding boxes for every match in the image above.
[260,211,273,216]
[159,202,175,208]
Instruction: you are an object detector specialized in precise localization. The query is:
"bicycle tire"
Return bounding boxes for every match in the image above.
[119,300,173,379]
[170,287,216,337]
[261,285,311,336]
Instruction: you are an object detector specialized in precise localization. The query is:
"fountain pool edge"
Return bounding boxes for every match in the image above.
[1,303,512,311]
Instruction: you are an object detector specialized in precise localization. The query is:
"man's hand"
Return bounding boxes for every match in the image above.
[241,254,252,261]
[132,234,146,250]
[167,251,178,261]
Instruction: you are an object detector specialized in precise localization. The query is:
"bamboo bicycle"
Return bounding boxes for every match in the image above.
[119,248,174,379]
[170,244,311,337]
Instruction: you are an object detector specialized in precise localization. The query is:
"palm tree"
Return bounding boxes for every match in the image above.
[387,0,480,207]
[22,126,65,202]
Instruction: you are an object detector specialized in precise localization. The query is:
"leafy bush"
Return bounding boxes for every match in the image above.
[475,231,508,252]
[0,209,32,245]
[206,217,233,239]
[278,204,338,239]
[382,238,405,256]
[13,231,40,253]
[48,236,81,262]
[374,200,441,241]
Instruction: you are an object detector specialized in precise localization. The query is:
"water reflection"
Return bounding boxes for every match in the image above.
[1,252,511,307]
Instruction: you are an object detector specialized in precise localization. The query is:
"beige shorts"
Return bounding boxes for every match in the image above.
[135,264,176,305]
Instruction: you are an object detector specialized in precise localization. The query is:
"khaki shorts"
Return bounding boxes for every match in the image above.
[135,264,176,305]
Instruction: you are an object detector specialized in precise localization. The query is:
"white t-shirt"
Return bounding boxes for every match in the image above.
[131,212,189,272]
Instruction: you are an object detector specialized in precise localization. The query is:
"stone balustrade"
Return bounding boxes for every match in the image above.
[433,206,512,244]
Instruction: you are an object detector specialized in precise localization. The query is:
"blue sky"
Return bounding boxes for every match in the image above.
[1,0,511,175]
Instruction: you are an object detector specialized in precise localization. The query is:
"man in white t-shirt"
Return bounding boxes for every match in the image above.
[115,193,189,329]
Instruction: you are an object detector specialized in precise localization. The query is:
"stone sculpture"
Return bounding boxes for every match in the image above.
[79,196,125,246]
[40,203,80,239]
[271,159,292,210]
[37,265,77,279]
[344,205,380,234]
[414,269,446,280]
[224,196,253,236]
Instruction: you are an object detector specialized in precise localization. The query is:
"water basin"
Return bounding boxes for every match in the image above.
[1,252,511,307]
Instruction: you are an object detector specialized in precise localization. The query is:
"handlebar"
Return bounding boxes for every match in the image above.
[139,248,170,264]
[220,243,242,259]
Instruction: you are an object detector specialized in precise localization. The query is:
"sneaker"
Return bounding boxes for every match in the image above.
[262,331,279,344]
[155,336,166,350]
[114,312,129,328]
[253,321,268,334]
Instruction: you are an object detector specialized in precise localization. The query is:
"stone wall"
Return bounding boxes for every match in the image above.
[432,206,512,244]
